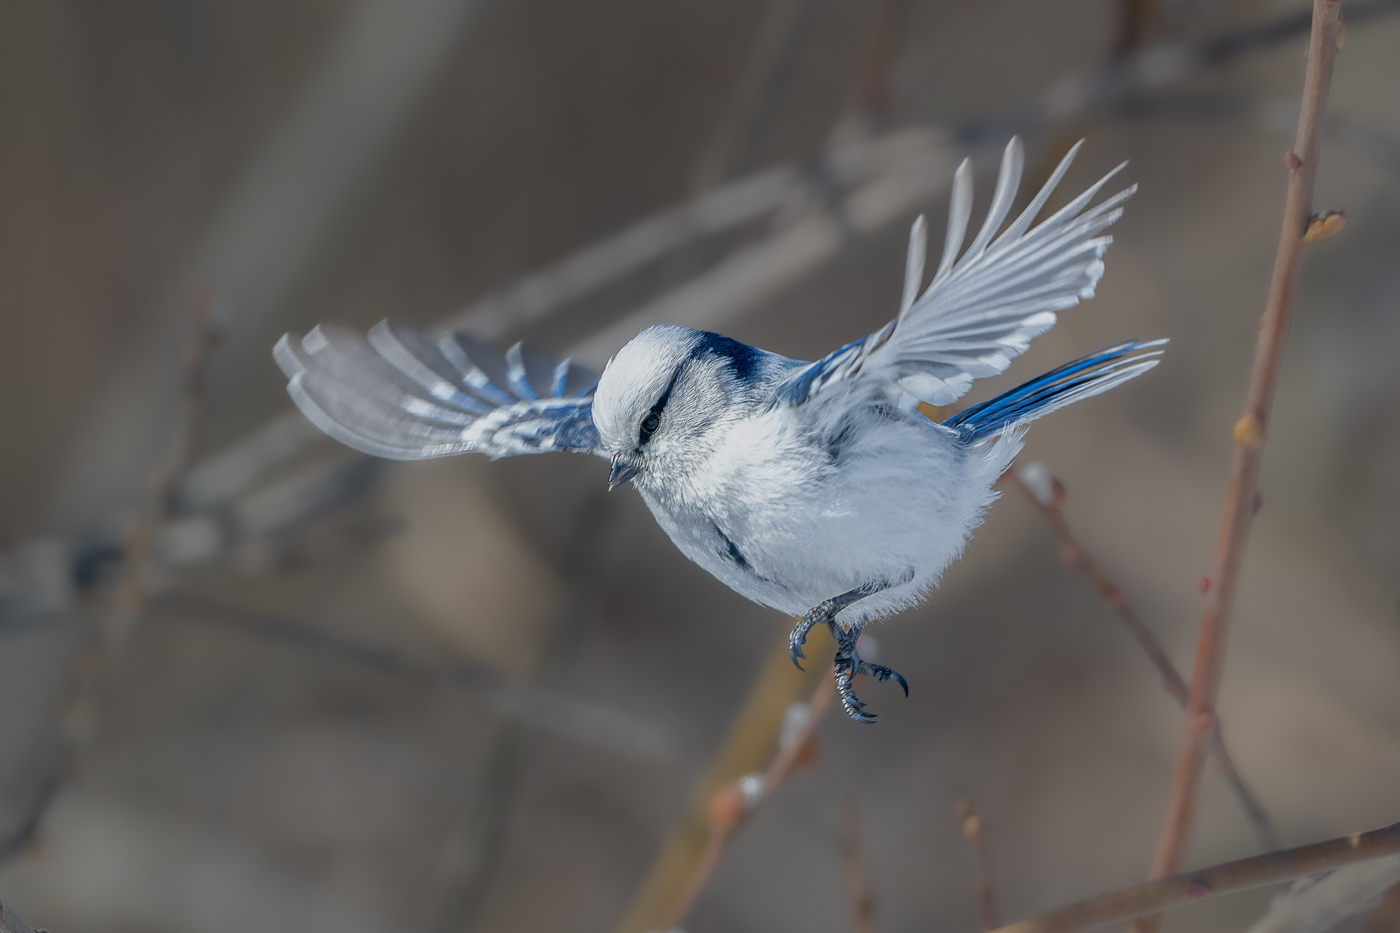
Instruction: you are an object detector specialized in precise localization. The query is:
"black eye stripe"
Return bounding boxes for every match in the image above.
[639,364,684,444]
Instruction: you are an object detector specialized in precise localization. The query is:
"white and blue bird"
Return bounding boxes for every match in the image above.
[274,138,1164,722]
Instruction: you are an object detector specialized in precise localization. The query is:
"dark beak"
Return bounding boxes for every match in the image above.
[608,454,640,491]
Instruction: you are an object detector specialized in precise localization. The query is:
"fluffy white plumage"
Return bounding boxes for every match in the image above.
[274,137,1163,721]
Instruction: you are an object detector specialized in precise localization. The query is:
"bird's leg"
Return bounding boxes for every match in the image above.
[788,581,882,670]
[788,571,913,723]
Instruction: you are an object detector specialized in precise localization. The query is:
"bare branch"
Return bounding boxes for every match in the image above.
[839,802,878,933]
[991,821,1400,933]
[1366,880,1400,933]
[957,799,1001,930]
[1133,5,1346,929]
[0,774,58,866]
[658,673,835,931]
[1244,857,1400,933]
[1004,466,1276,851]
[153,593,671,761]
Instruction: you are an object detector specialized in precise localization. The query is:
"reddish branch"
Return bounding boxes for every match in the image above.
[661,674,834,930]
[957,799,1002,930]
[1003,469,1276,851]
[990,821,1400,933]
[1368,881,1400,933]
[839,802,878,933]
[1132,3,1346,929]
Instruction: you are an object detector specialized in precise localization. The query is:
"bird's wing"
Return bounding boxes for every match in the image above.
[778,137,1135,408]
[274,320,604,460]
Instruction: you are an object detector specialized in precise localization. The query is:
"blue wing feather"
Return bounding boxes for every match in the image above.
[942,339,1165,443]
[274,321,604,460]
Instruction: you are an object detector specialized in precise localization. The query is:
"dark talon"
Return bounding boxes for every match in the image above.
[788,615,817,671]
[857,660,910,698]
[796,569,915,725]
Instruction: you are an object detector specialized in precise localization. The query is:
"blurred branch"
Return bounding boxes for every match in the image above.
[1003,465,1277,851]
[1134,4,1345,928]
[163,0,1400,545]
[957,799,1001,931]
[667,677,832,929]
[432,490,620,931]
[990,820,1400,933]
[0,900,42,933]
[154,592,672,762]
[155,296,223,519]
[1367,880,1400,933]
[1243,857,1400,933]
[46,0,486,532]
[689,0,821,192]
[851,0,914,127]
[0,774,58,865]
[620,652,834,933]
[1020,0,1396,133]
[839,802,878,933]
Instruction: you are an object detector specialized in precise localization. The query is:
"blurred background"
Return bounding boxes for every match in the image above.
[1,1,1398,931]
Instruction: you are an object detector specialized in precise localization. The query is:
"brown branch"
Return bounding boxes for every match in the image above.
[839,802,878,933]
[1132,4,1346,929]
[1003,468,1277,851]
[1367,880,1400,933]
[661,673,835,930]
[0,899,41,933]
[957,799,1002,930]
[1244,857,1400,933]
[990,821,1400,933]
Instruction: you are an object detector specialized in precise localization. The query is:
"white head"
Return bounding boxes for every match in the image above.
[592,325,760,491]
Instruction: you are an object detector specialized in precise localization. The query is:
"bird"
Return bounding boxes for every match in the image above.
[273,137,1164,723]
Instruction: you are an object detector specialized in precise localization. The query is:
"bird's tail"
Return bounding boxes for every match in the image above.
[941,339,1166,444]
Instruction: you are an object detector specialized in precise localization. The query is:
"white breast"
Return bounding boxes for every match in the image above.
[636,407,1021,626]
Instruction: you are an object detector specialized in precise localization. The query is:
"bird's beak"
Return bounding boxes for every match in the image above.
[608,454,640,491]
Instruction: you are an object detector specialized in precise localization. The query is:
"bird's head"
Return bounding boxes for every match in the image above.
[592,325,754,491]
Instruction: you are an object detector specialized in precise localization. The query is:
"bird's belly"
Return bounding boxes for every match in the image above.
[640,422,1002,623]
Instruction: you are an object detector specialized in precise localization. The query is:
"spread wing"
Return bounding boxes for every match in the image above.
[273,320,603,460]
[779,137,1135,408]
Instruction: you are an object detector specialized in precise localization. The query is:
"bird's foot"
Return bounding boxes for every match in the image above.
[857,660,909,697]
[788,615,818,671]
[788,582,878,672]
[793,570,915,722]
[833,652,910,723]
[834,656,878,724]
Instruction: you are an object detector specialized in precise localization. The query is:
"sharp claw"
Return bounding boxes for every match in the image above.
[893,670,909,696]
[790,654,806,672]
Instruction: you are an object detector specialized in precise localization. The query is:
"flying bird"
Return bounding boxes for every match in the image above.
[274,138,1163,722]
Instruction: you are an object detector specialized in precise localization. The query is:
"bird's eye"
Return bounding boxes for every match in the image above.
[640,412,661,438]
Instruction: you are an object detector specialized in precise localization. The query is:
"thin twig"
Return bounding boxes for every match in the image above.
[661,674,835,931]
[153,592,670,761]
[1002,467,1277,851]
[957,799,1001,930]
[839,801,878,933]
[1132,4,1345,929]
[989,821,1400,933]
[0,775,58,865]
